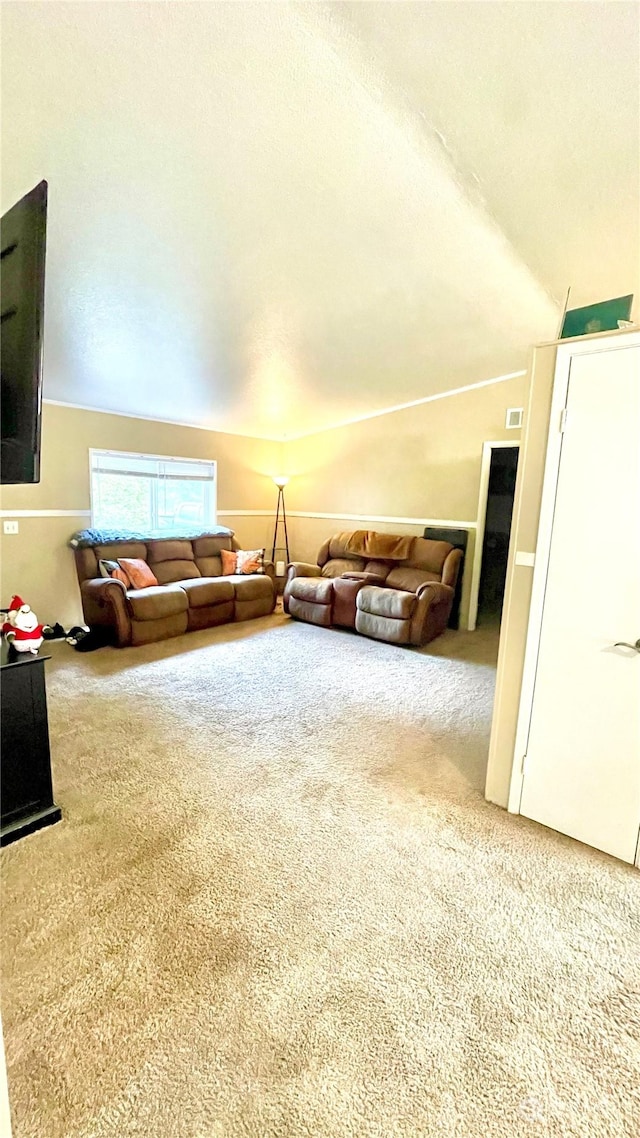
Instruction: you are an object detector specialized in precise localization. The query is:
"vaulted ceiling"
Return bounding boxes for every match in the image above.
[2,2,638,438]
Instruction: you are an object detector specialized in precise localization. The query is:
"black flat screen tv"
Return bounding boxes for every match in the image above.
[1,180,48,484]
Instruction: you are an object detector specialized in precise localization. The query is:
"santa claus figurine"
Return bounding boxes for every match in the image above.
[2,595,49,654]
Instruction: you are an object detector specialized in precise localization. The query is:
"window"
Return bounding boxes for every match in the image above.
[90,450,216,533]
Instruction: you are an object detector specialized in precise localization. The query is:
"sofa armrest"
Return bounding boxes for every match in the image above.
[410,581,455,646]
[80,577,131,646]
[286,562,321,581]
[81,576,127,602]
[263,560,276,581]
[415,581,454,604]
[441,548,463,590]
[283,563,321,614]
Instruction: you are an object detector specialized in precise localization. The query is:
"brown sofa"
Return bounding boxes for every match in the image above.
[284,530,462,647]
[73,529,276,647]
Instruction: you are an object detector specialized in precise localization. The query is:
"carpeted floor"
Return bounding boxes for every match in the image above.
[1,612,639,1137]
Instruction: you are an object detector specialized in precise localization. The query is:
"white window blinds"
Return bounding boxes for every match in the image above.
[90,450,217,533]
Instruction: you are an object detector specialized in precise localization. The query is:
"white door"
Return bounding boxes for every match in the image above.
[519,341,640,863]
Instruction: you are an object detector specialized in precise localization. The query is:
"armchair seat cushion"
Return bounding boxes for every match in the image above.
[126,583,188,622]
[357,586,416,621]
[179,578,235,608]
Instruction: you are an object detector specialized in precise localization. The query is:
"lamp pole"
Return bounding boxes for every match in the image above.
[271,478,290,564]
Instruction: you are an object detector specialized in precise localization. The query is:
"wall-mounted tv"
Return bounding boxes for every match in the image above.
[1,180,48,484]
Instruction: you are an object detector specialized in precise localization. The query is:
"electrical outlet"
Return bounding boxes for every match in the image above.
[3,520,19,535]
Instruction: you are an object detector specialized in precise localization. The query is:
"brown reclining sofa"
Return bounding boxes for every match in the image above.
[284,530,462,647]
[72,528,276,647]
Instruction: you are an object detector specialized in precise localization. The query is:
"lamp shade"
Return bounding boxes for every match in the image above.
[272,475,289,488]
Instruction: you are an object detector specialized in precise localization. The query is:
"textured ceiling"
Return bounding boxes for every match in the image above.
[2,2,638,438]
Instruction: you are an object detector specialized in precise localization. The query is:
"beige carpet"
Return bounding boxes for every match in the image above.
[1,612,639,1137]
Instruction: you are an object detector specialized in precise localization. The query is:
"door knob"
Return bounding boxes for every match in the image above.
[613,638,640,652]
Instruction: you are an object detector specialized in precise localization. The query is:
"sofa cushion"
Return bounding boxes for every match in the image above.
[385,567,440,593]
[364,561,392,581]
[151,560,201,585]
[126,583,189,622]
[94,541,147,563]
[229,575,274,603]
[327,532,359,559]
[146,540,201,584]
[147,539,195,562]
[193,536,234,577]
[192,535,235,558]
[289,577,333,605]
[321,558,366,578]
[195,556,222,577]
[179,578,234,608]
[403,538,453,575]
[357,586,416,621]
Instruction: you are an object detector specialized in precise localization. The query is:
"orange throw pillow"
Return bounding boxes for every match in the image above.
[118,558,158,589]
[112,566,131,587]
[220,549,238,575]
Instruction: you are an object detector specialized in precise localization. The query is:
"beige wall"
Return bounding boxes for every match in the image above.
[283,375,527,627]
[0,403,282,628]
[0,379,525,629]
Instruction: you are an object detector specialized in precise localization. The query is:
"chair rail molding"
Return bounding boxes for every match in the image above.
[0,509,92,518]
[282,511,478,527]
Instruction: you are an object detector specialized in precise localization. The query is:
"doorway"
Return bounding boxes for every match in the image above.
[469,442,520,630]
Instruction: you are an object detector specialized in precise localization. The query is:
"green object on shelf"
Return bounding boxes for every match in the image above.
[561,295,633,339]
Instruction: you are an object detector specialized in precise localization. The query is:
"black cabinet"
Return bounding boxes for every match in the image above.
[1,640,61,845]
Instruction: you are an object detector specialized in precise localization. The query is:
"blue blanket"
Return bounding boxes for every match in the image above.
[68,526,234,549]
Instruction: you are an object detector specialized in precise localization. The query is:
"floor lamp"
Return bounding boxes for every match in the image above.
[270,476,290,573]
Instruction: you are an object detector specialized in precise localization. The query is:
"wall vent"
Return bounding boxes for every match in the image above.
[506,407,523,429]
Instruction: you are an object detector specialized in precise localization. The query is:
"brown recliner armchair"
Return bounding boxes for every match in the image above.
[283,530,462,647]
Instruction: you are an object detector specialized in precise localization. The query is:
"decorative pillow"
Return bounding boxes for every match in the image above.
[220,548,238,575]
[220,548,266,575]
[117,558,158,589]
[236,548,265,575]
[98,559,130,586]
